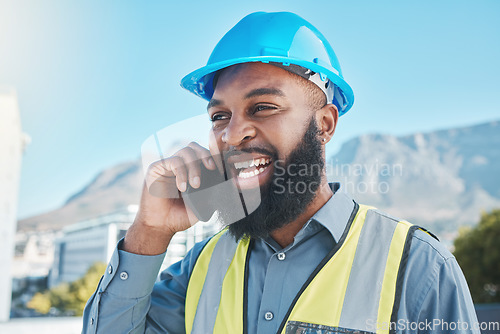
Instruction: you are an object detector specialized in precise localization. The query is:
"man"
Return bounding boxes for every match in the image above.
[83,12,479,334]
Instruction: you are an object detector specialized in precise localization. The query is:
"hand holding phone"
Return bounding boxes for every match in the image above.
[139,142,217,232]
[124,142,220,255]
[125,140,261,255]
[145,143,260,227]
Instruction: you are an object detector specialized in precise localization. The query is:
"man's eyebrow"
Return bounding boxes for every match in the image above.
[207,88,284,110]
[207,98,222,110]
[244,87,285,99]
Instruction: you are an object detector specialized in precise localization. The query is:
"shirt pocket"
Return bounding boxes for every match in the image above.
[285,321,375,334]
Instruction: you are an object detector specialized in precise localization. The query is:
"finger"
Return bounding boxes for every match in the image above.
[146,159,173,186]
[174,147,202,189]
[164,156,189,192]
[144,160,180,197]
[188,142,216,170]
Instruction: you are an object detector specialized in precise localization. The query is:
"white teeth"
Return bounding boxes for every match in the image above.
[234,158,271,170]
[238,165,269,179]
[234,161,249,169]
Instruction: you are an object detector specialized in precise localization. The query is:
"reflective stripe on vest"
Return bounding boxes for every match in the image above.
[185,203,420,334]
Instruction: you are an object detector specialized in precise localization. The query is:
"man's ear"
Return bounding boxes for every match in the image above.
[316,104,338,144]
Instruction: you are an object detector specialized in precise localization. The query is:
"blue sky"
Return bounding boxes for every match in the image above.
[1,0,499,219]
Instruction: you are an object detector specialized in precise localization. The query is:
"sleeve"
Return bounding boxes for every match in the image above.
[415,257,480,333]
[396,230,480,334]
[81,238,209,334]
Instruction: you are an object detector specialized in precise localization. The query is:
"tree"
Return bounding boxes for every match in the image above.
[27,262,106,316]
[68,261,106,315]
[453,209,500,303]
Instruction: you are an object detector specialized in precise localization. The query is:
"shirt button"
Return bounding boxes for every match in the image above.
[264,311,274,321]
[108,265,113,274]
[277,252,286,261]
[119,271,129,280]
[90,318,94,325]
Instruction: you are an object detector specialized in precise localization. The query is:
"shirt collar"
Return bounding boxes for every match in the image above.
[305,182,355,243]
[262,182,355,251]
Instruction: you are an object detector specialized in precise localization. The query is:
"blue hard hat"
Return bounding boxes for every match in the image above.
[180,11,354,116]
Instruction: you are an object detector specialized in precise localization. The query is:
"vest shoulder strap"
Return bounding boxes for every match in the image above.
[185,228,252,334]
[279,205,420,334]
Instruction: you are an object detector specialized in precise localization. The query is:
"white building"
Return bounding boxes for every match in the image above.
[12,231,55,282]
[49,205,218,287]
[0,88,29,322]
[160,218,219,271]
[49,206,138,287]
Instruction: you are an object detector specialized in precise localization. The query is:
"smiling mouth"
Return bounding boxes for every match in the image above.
[233,157,272,179]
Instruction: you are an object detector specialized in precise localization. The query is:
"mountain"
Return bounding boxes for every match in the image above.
[17,161,143,231]
[17,120,500,240]
[329,120,500,235]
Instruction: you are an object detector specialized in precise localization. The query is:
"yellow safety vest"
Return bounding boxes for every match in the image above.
[185,203,425,334]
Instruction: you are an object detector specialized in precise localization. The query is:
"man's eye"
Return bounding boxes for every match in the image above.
[210,113,228,122]
[254,105,276,113]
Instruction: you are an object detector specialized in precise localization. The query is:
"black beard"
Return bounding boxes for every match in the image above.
[222,118,324,241]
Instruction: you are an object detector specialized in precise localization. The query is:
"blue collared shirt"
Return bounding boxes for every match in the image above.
[82,184,479,333]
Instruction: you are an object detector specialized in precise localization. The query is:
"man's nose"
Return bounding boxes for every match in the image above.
[221,114,256,146]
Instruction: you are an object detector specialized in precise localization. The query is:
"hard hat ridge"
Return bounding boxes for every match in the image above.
[180,11,354,116]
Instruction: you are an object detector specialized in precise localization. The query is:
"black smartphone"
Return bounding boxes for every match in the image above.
[181,162,228,222]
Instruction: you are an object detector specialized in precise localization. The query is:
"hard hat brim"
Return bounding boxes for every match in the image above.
[180,56,354,116]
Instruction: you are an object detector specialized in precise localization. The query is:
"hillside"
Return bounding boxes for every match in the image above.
[18,120,500,239]
[329,120,500,234]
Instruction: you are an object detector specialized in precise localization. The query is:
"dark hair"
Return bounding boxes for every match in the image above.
[283,70,327,111]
